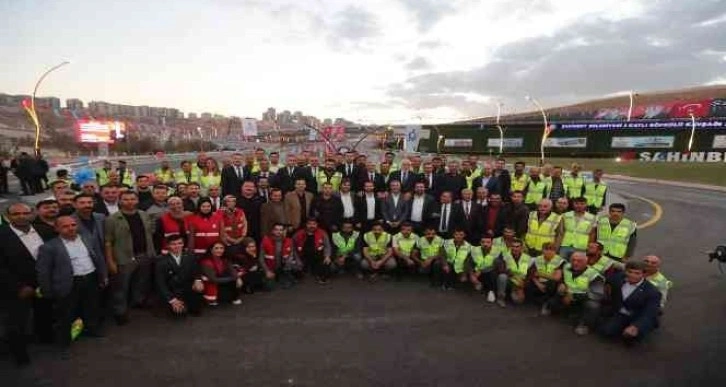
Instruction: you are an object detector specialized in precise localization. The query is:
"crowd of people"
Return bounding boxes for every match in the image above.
[0,149,673,367]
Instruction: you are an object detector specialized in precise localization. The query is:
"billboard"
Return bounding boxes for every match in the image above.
[553,119,726,130]
[713,135,726,149]
[443,138,473,147]
[487,138,523,148]
[242,118,258,136]
[611,136,674,149]
[76,119,126,144]
[543,137,587,148]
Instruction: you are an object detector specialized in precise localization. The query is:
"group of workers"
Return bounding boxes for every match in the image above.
[0,148,672,367]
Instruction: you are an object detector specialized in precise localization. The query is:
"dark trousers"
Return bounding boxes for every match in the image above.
[0,170,8,194]
[54,272,101,347]
[431,259,455,287]
[525,279,559,306]
[2,297,32,364]
[307,252,332,280]
[19,177,33,195]
[167,289,203,317]
[547,294,600,327]
[242,270,264,292]
[33,297,54,343]
[600,313,655,343]
[110,256,153,317]
[476,270,497,293]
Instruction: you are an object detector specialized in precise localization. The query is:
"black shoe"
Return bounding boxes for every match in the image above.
[114,314,129,326]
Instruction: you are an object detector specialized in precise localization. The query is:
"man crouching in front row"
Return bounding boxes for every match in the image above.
[155,234,205,317]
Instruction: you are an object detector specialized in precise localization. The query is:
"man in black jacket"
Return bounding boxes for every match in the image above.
[221,153,252,198]
[0,203,45,365]
[310,183,344,233]
[601,260,662,344]
[155,234,204,317]
[439,161,467,201]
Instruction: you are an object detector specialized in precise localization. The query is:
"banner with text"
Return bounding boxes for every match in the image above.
[543,137,587,148]
[487,138,524,148]
[553,119,725,131]
[611,136,674,149]
[444,138,473,147]
[713,135,726,149]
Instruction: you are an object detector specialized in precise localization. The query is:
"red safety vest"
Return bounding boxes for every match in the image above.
[293,229,326,254]
[220,208,247,240]
[200,255,227,277]
[260,236,293,271]
[159,212,191,253]
[189,213,222,254]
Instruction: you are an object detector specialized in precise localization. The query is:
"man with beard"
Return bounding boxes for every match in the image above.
[311,183,344,234]
[260,189,287,237]
[32,199,60,241]
[237,181,264,242]
[93,184,121,216]
[503,191,529,239]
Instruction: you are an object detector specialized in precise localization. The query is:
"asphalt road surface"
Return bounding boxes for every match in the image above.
[3,168,726,386]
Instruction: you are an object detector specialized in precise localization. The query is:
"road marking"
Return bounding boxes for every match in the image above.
[624,193,663,230]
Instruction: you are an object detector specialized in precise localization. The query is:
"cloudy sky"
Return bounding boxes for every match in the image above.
[1,0,725,123]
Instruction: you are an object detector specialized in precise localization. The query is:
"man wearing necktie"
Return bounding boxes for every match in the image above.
[221,153,248,198]
[453,188,482,243]
[437,191,453,238]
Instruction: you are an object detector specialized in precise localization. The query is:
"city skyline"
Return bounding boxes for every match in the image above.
[1,0,724,124]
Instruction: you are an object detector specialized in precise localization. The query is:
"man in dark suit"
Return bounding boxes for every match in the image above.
[93,184,121,216]
[338,151,361,190]
[276,154,306,194]
[482,193,507,238]
[382,180,410,234]
[419,162,442,199]
[358,161,386,194]
[601,260,662,344]
[72,194,106,258]
[451,188,483,243]
[237,181,264,242]
[487,158,512,200]
[154,234,204,317]
[221,153,252,198]
[389,159,417,194]
[432,191,455,238]
[355,180,382,232]
[407,181,436,234]
[439,162,467,201]
[0,203,46,365]
[36,216,108,350]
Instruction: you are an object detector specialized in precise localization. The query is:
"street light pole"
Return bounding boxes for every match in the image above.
[687,113,697,152]
[26,61,70,156]
[495,102,504,155]
[627,90,636,121]
[525,95,549,163]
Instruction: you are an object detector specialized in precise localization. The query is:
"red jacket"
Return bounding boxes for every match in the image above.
[260,236,293,271]
[189,213,222,254]
[293,229,326,254]
[220,208,247,240]
[159,212,191,253]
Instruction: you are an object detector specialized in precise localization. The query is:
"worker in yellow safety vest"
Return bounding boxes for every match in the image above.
[175,160,202,185]
[643,255,673,311]
[495,238,532,307]
[331,219,361,276]
[96,160,113,186]
[584,168,608,215]
[527,242,565,315]
[316,159,343,192]
[154,160,175,185]
[436,229,471,290]
[564,163,586,199]
[412,226,444,284]
[559,197,596,260]
[593,203,637,262]
[469,235,500,303]
[392,222,420,275]
[362,221,395,281]
[546,252,603,336]
[492,226,516,257]
[524,199,563,256]
[510,161,530,192]
[524,167,549,210]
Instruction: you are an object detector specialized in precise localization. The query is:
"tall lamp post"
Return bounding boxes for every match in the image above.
[627,90,637,121]
[495,102,504,155]
[23,61,70,156]
[525,95,549,163]
[687,113,697,152]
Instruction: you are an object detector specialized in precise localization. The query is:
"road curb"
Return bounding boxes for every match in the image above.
[605,174,726,193]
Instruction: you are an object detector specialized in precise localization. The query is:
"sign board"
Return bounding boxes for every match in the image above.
[487,138,523,148]
[553,119,726,130]
[543,137,587,148]
[611,136,674,149]
[242,118,258,136]
[713,135,726,149]
[444,138,473,147]
[639,151,726,162]
[404,125,422,152]
[76,119,126,144]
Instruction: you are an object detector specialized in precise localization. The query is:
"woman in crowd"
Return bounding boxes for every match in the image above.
[228,237,264,294]
[188,198,223,256]
[200,157,222,194]
[200,242,243,306]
